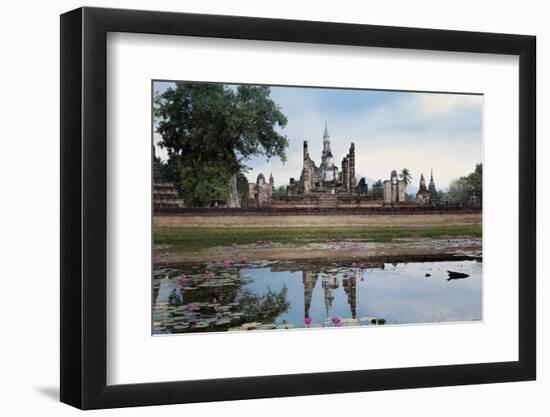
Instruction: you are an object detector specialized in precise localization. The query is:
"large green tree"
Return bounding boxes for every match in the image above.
[154,83,288,207]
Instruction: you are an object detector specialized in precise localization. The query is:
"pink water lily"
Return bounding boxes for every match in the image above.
[304,317,313,327]
[240,257,248,266]
[223,259,232,269]
[176,273,187,288]
[331,316,341,326]
[352,262,357,267]
[189,303,198,311]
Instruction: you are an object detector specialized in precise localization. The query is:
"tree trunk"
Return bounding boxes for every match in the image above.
[227,173,241,208]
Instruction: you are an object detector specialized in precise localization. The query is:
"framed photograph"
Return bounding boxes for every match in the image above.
[60,6,536,409]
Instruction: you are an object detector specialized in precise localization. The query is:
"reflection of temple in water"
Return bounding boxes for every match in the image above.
[342,274,357,319]
[302,270,318,318]
[302,268,358,319]
[322,273,339,316]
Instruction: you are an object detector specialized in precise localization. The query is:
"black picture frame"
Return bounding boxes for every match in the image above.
[60,6,536,410]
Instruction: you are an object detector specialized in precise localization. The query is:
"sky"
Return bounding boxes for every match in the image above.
[153,81,483,191]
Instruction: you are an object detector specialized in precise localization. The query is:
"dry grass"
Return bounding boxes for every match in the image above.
[154,213,482,229]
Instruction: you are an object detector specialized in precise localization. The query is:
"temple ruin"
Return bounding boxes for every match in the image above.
[383,170,406,204]
[244,123,447,209]
[247,122,378,208]
[287,121,357,196]
[153,151,185,211]
[247,173,273,208]
[416,169,440,206]
[153,122,447,211]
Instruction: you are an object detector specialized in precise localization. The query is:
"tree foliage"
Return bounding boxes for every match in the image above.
[444,163,482,205]
[154,83,288,207]
[399,168,412,187]
[371,179,384,199]
[163,160,250,207]
[272,185,287,198]
[237,286,290,324]
[405,192,416,202]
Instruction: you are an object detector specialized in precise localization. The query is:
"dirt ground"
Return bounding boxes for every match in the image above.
[154,213,482,229]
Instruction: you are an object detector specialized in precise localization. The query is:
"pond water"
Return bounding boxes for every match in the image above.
[153,259,482,334]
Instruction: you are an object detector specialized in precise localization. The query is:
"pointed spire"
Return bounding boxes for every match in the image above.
[323,120,329,138]
[428,169,437,195]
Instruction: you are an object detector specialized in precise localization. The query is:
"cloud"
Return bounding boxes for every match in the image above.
[419,94,481,115]
[247,88,482,191]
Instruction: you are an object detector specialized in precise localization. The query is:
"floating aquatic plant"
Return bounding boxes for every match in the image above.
[176,273,187,288]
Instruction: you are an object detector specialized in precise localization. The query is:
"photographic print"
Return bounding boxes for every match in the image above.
[152,81,483,335]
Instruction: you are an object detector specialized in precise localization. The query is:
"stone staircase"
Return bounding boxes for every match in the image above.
[271,192,381,209]
[314,194,340,207]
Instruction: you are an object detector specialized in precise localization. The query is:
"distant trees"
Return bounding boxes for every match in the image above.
[444,163,482,206]
[154,82,288,207]
[371,180,384,199]
[272,185,287,198]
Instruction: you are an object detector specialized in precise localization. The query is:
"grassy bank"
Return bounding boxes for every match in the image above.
[154,224,482,252]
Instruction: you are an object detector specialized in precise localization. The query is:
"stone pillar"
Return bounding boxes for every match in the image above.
[343,276,357,319]
[303,141,311,194]
[303,270,318,318]
[346,156,351,192]
[398,180,406,202]
[342,157,348,191]
[383,180,392,203]
[349,143,356,193]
